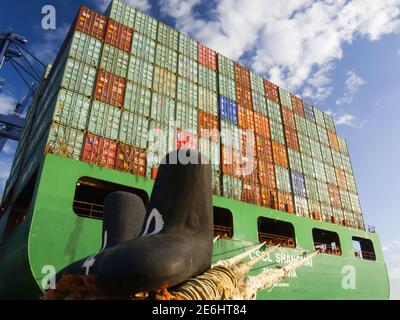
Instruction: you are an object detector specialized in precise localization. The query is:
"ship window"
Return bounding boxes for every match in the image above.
[312,228,341,255]
[257,217,296,248]
[73,177,149,219]
[213,207,233,239]
[352,237,376,261]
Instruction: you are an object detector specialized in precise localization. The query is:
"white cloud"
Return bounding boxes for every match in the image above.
[96,0,151,12]
[3,142,16,155]
[336,71,367,105]
[160,0,400,102]
[327,111,367,128]
[0,93,16,115]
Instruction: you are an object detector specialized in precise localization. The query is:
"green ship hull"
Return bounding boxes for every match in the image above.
[0,154,390,299]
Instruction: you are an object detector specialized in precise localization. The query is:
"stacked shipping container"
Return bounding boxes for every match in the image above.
[2,0,365,231]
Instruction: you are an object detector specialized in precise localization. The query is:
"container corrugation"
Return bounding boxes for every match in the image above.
[302,154,315,178]
[317,180,330,204]
[317,125,329,146]
[324,163,337,186]
[340,155,352,175]
[272,141,288,168]
[294,195,309,217]
[222,175,242,201]
[345,171,357,193]
[221,145,241,177]
[81,133,117,168]
[75,7,107,40]
[250,72,264,95]
[69,31,102,67]
[258,159,275,189]
[264,80,279,103]
[292,95,304,117]
[105,19,133,53]
[46,123,84,160]
[219,97,238,125]
[305,175,319,200]
[157,23,179,51]
[308,198,321,217]
[298,133,311,156]
[349,192,361,213]
[220,120,240,150]
[147,120,174,156]
[155,43,178,73]
[198,65,217,92]
[238,106,254,130]
[252,91,267,116]
[267,99,281,123]
[332,208,344,224]
[211,171,221,196]
[106,0,136,28]
[198,137,220,171]
[340,189,352,211]
[320,203,333,221]
[126,55,153,88]
[338,136,349,155]
[285,127,299,151]
[152,66,176,98]
[131,32,156,63]
[198,44,217,71]
[178,33,198,61]
[240,131,256,160]
[277,191,294,213]
[306,119,318,139]
[219,75,236,101]
[176,102,198,135]
[269,119,285,145]
[279,87,292,109]
[150,93,175,124]
[335,168,348,190]
[328,184,341,208]
[115,143,146,176]
[321,144,334,165]
[331,149,344,169]
[303,101,315,120]
[134,11,158,40]
[254,112,270,139]
[294,114,307,136]
[309,138,323,161]
[324,112,336,132]
[255,135,273,161]
[275,165,292,193]
[175,129,198,150]
[282,106,296,129]
[94,70,126,107]
[328,130,340,152]
[291,171,307,197]
[177,77,198,107]
[236,85,252,109]
[313,106,326,128]
[314,158,327,182]
[288,148,302,173]
[53,89,91,130]
[119,111,149,149]
[198,111,219,143]
[217,54,235,79]
[178,55,198,83]
[100,44,130,78]
[62,58,97,97]
[124,81,151,117]
[88,100,121,140]
[198,87,218,116]
[241,183,261,205]
[260,186,278,209]
[234,64,251,89]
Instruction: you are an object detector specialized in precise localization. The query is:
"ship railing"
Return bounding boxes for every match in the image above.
[354,250,376,261]
[73,200,103,219]
[214,225,233,239]
[258,232,296,248]
[314,242,341,255]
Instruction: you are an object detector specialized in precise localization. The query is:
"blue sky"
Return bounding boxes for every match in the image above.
[0,0,399,299]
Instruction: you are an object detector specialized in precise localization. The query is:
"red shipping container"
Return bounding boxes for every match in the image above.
[115,143,146,176]
[105,19,133,53]
[82,133,117,169]
[234,64,251,89]
[198,111,219,143]
[292,95,304,117]
[258,159,276,189]
[75,6,107,40]
[278,191,294,213]
[336,169,348,190]
[328,130,340,152]
[260,186,278,209]
[264,79,279,103]
[328,184,342,208]
[176,130,198,150]
[282,106,296,129]
[254,112,270,139]
[272,141,288,168]
[285,127,300,151]
[198,44,216,70]
[236,85,253,109]
[241,183,261,205]
[221,145,241,177]
[94,70,126,108]
[238,106,255,130]
[255,134,273,161]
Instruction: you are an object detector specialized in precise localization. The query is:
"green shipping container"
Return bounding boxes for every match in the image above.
[153,66,176,99]
[324,163,338,186]
[127,55,154,89]
[309,138,323,161]
[313,158,327,182]
[279,87,292,109]
[218,74,236,101]
[332,207,344,223]
[198,138,221,171]
[178,33,198,61]
[317,180,330,204]
[338,135,349,155]
[341,154,353,174]
[346,171,357,193]
[177,77,198,107]
[306,119,318,139]
[134,11,158,40]
[88,101,121,140]
[252,92,268,116]
[218,54,235,79]
[294,195,309,218]
[321,144,334,165]
[324,112,336,132]
[305,175,319,201]
[100,44,130,78]
[178,54,198,83]
[124,82,152,117]
[308,198,321,215]
[295,114,308,136]
[150,93,175,124]
[288,148,303,173]
[131,33,156,63]
[158,23,179,51]
[250,72,264,95]
[47,123,85,160]
[221,120,240,150]
[275,165,292,193]
[107,0,136,27]
[53,89,91,130]
[267,99,281,123]
[147,120,174,157]
[223,175,242,201]
[320,202,333,219]
[119,111,149,149]
[155,43,178,73]
[269,119,285,145]
[198,87,218,116]
[61,58,97,97]
[340,189,352,211]
[317,125,330,146]
[313,106,326,128]
[298,133,312,156]
[331,150,344,170]
[69,31,102,67]
[176,102,198,135]
[198,65,217,92]
[349,192,362,214]
[302,154,315,178]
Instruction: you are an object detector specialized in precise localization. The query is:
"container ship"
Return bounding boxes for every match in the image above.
[0,0,389,299]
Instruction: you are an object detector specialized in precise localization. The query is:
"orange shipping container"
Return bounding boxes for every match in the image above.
[234,64,251,89]
[238,106,255,130]
[94,70,126,108]
[292,95,304,117]
[221,145,241,177]
[75,6,107,40]
[278,191,294,213]
[260,187,278,209]
[105,19,133,53]
[236,85,253,109]
[336,168,348,190]
[258,159,276,189]
[82,133,117,169]
[264,80,279,103]
[198,44,216,70]
[328,184,342,208]
[115,143,146,176]
[240,131,256,158]
[272,141,289,168]
[198,111,219,143]
[254,112,270,138]
[241,183,261,205]
[255,134,273,161]
[328,130,340,152]
[285,127,300,151]
[282,106,296,129]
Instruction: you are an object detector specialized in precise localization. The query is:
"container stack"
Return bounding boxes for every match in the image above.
[2,0,364,231]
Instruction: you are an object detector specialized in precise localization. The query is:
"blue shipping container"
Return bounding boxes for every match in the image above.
[303,101,315,121]
[291,171,307,198]
[219,96,238,125]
